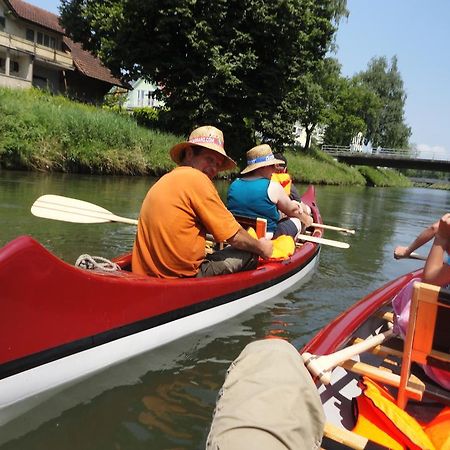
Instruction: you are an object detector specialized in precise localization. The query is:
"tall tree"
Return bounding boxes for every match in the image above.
[353,56,411,148]
[60,0,347,162]
[289,57,342,150]
[322,77,381,146]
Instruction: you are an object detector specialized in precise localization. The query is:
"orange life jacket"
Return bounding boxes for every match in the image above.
[271,173,292,195]
[424,407,450,450]
[352,377,436,450]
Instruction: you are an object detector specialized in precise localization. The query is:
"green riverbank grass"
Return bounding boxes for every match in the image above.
[0,88,180,175]
[285,148,366,186]
[0,87,412,187]
[357,166,412,187]
[414,182,450,190]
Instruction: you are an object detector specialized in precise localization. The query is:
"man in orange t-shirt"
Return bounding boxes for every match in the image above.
[132,125,273,278]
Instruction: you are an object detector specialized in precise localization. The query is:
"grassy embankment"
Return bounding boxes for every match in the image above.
[0,87,411,187]
[0,87,180,175]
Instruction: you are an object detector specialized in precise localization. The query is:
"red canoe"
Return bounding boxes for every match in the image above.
[302,269,449,449]
[0,185,322,427]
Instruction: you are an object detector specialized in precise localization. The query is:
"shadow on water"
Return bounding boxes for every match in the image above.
[1,172,450,449]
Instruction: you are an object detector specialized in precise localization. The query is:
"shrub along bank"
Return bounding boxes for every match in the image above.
[0,87,411,187]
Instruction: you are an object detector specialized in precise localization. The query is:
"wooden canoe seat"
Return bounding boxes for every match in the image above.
[397,281,450,408]
[205,216,267,252]
[318,285,450,448]
[346,282,450,407]
[233,215,268,239]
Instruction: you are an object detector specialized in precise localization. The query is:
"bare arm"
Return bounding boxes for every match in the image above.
[268,182,313,227]
[394,221,439,259]
[227,227,273,260]
[423,214,450,285]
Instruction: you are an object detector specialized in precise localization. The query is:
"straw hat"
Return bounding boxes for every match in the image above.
[241,144,285,174]
[170,125,236,171]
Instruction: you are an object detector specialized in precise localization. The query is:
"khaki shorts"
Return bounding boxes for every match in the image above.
[206,339,325,449]
[197,247,258,277]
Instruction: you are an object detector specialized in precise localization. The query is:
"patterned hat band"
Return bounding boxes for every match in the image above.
[190,136,224,148]
[247,154,275,165]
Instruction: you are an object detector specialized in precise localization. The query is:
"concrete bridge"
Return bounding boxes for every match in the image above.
[322,145,450,172]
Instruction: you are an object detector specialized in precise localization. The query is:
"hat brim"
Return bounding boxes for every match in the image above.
[241,158,285,175]
[170,142,236,171]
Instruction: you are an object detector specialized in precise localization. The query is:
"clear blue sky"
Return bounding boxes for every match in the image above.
[29,0,450,157]
[335,0,450,157]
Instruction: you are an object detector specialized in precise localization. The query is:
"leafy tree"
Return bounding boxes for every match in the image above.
[323,77,381,146]
[60,0,347,162]
[353,56,411,148]
[289,57,342,150]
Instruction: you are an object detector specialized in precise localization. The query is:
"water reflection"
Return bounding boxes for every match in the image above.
[1,171,450,449]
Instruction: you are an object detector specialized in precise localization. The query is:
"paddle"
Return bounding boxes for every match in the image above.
[311,223,355,235]
[395,252,427,261]
[31,195,138,225]
[302,327,394,384]
[408,252,427,261]
[296,234,350,249]
[32,195,350,249]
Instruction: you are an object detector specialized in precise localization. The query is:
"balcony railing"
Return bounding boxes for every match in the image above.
[0,30,73,70]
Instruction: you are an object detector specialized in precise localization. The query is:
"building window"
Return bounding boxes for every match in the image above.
[35,31,57,49]
[137,90,145,107]
[148,91,156,107]
[0,58,5,73]
[26,28,34,42]
[11,60,19,73]
[0,16,5,31]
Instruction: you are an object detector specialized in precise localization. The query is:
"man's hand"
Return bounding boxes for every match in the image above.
[258,238,273,260]
[300,212,313,228]
[228,228,273,259]
[299,201,312,216]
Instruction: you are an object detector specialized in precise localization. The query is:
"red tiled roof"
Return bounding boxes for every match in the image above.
[6,0,64,34]
[64,37,124,87]
[5,0,126,87]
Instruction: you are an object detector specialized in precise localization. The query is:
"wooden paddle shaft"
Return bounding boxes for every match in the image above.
[312,223,355,234]
[296,234,350,249]
[302,328,393,385]
[409,252,427,261]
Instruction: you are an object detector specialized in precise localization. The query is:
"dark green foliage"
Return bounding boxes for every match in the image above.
[323,77,381,146]
[60,0,347,162]
[132,107,160,129]
[353,56,411,148]
[291,57,343,150]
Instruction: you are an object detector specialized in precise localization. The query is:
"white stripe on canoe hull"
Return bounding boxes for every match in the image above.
[0,251,319,430]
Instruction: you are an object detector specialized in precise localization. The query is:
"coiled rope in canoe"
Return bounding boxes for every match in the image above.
[75,254,121,272]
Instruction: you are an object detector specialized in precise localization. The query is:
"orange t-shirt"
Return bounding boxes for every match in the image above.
[132,166,240,278]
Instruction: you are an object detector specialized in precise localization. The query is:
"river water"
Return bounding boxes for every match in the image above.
[0,170,449,449]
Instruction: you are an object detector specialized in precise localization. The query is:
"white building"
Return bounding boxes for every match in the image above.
[293,122,325,147]
[123,79,163,110]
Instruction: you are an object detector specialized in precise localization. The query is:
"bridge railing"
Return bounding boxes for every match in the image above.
[321,145,449,161]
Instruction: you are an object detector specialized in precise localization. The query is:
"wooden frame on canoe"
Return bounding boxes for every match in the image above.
[302,272,450,449]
